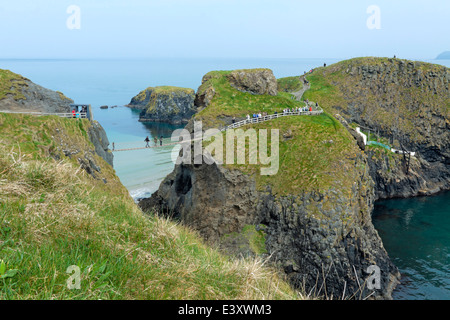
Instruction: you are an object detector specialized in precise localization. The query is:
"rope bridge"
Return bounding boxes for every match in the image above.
[112,105,323,152]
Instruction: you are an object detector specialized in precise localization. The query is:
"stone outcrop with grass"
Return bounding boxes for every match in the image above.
[140,67,402,300]
[127,86,196,124]
[0,69,73,113]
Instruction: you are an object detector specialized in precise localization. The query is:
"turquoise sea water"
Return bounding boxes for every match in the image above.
[0,57,448,299]
[373,191,450,300]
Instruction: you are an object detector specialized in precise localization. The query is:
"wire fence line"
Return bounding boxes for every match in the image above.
[0,110,88,119]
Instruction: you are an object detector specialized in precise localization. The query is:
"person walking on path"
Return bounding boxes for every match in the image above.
[154,136,158,146]
[145,136,150,148]
[160,136,163,146]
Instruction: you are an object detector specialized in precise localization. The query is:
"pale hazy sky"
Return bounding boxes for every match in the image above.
[0,0,448,60]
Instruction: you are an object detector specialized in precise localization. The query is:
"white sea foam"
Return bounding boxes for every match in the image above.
[129,188,153,202]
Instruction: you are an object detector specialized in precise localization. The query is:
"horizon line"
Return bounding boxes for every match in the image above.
[0,55,440,61]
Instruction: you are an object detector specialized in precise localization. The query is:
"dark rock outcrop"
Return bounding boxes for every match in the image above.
[127,86,196,125]
[87,121,114,167]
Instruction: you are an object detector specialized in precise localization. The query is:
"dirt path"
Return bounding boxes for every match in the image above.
[291,76,310,101]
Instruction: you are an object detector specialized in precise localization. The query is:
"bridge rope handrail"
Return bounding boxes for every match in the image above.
[112,105,323,152]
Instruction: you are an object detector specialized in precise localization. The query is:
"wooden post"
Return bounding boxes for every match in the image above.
[87,104,93,121]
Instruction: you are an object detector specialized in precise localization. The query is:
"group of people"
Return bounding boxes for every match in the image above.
[71,109,81,118]
[71,106,88,119]
[239,104,315,124]
[144,135,164,148]
[245,112,269,121]
[282,105,313,114]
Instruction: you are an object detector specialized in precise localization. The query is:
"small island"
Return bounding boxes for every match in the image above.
[126,86,196,124]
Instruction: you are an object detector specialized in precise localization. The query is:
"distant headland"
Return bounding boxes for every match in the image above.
[436,51,450,60]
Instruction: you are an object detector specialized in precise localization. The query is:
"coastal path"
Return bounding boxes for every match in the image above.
[0,110,88,119]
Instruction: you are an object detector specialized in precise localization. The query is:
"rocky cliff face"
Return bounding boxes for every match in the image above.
[87,121,114,167]
[140,149,400,300]
[305,58,450,199]
[128,86,196,124]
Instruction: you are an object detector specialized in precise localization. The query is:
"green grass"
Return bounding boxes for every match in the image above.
[133,86,194,104]
[0,69,29,101]
[277,76,303,93]
[302,57,450,144]
[233,114,359,196]
[195,71,307,128]
[0,113,303,300]
[195,68,364,199]
[204,112,361,198]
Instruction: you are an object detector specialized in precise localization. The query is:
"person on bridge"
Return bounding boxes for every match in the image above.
[145,136,150,148]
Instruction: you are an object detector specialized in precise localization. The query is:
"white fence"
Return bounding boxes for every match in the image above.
[0,110,88,119]
[222,108,323,131]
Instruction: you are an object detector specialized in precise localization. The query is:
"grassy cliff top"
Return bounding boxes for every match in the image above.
[0,113,301,300]
[195,69,363,197]
[277,76,303,93]
[195,70,305,128]
[150,86,195,94]
[131,86,195,106]
[0,69,29,101]
[302,57,450,143]
[210,112,362,197]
